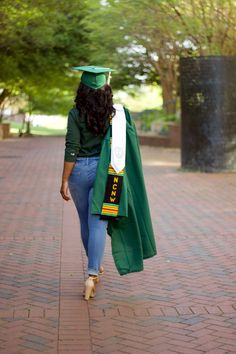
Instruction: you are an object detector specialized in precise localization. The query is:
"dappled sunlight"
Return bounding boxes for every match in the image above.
[114,84,162,112]
[30,114,67,129]
[9,114,67,136]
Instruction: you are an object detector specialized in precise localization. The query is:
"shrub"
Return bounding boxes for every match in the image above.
[138,109,179,131]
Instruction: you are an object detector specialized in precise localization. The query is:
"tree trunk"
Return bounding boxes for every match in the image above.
[25,96,33,135]
[158,58,178,115]
[161,79,177,114]
[149,53,178,115]
[0,89,10,123]
[0,88,10,106]
[26,121,31,135]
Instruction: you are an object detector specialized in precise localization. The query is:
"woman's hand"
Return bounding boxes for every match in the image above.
[60,180,71,201]
[60,161,75,201]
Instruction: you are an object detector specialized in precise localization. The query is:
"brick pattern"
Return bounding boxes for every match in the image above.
[87,146,236,354]
[0,138,236,354]
[58,201,92,354]
[0,137,63,353]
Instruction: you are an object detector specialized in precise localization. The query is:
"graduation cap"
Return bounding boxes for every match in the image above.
[72,65,115,89]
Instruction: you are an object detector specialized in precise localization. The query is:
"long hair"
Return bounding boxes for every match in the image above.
[74,82,115,136]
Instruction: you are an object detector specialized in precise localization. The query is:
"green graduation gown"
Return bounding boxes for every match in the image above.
[91,107,157,275]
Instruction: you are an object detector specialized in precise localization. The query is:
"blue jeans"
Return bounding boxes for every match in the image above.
[68,156,108,276]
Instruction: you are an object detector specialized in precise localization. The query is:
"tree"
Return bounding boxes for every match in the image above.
[0,0,90,120]
[166,0,236,55]
[84,0,236,114]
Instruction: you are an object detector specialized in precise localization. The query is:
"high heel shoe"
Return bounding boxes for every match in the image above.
[99,266,104,275]
[84,276,97,300]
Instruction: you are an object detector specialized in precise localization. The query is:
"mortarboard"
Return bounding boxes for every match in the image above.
[72,65,115,89]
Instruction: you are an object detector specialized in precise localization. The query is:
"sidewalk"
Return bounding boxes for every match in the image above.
[0,136,236,354]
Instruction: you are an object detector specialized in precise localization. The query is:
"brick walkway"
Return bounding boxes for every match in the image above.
[0,136,236,354]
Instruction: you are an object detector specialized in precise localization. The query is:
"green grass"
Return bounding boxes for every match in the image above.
[10,122,66,136]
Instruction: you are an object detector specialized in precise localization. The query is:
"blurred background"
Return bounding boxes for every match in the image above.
[1,0,236,138]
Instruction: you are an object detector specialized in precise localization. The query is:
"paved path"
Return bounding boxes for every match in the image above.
[0,136,236,354]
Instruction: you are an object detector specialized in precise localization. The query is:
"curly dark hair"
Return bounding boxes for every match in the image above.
[74,82,116,136]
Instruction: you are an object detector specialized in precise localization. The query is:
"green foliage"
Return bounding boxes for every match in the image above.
[2,0,236,117]
[28,87,75,116]
[0,0,90,114]
[83,0,236,114]
[139,108,179,131]
[139,110,158,131]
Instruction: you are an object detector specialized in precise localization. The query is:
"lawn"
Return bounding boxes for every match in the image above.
[10,117,67,136]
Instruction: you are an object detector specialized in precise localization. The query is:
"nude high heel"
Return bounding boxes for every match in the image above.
[99,266,104,275]
[84,276,97,300]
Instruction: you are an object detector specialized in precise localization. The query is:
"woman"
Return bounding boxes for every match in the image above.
[60,65,157,300]
[60,66,115,300]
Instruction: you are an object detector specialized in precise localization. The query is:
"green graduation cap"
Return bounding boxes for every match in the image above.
[72,65,115,89]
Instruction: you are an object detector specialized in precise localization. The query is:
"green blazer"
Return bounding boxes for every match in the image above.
[91,108,157,275]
